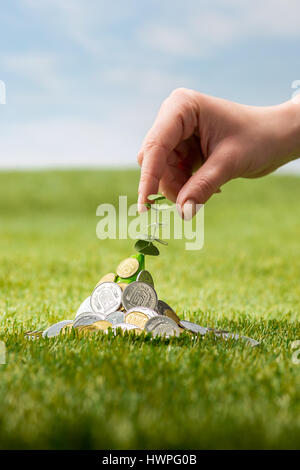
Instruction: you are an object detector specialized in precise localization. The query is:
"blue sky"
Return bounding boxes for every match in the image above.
[0,0,300,169]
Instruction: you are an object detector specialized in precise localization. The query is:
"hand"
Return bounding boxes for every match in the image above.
[137,88,300,218]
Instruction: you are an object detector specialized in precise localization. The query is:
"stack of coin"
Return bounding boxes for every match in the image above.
[27,255,260,347]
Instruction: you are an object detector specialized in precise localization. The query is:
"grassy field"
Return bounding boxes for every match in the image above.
[0,169,300,449]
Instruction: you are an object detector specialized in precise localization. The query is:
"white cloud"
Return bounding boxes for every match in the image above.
[0,100,157,168]
[0,119,130,167]
[19,0,300,59]
[20,0,132,55]
[101,66,197,96]
[139,0,300,57]
[1,0,297,172]
[1,53,64,92]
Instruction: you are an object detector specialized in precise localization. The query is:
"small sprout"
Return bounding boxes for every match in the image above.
[147,193,166,202]
[135,193,171,257]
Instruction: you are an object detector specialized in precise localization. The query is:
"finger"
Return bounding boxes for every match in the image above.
[176,153,232,219]
[138,88,198,211]
[159,163,189,202]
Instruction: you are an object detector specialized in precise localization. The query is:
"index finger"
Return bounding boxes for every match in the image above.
[137,88,198,212]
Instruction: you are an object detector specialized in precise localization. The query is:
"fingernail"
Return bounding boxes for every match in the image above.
[138,195,147,213]
[176,202,183,218]
[182,199,200,220]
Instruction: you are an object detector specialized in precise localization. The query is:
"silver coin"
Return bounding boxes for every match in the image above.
[145,315,181,337]
[180,320,209,336]
[91,282,122,315]
[240,336,260,347]
[122,281,158,311]
[136,270,154,287]
[105,311,125,325]
[210,329,259,347]
[73,313,105,328]
[112,323,137,332]
[181,321,260,346]
[156,299,175,315]
[126,306,157,318]
[75,296,92,318]
[42,320,73,338]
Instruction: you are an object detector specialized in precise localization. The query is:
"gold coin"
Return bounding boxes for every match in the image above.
[77,325,98,335]
[77,321,112,335]
[131,328,143,335]
[61,323,73,334]
[96,272,116,286]
[92,320,113,330]
[164,309,181,325]
[125,311,149,329]
[116,258,139,278]
[117,282,128,291]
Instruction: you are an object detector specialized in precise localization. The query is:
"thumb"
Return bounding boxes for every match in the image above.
[176,157,231,219]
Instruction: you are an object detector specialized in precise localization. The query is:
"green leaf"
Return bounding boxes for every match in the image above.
[134,239,150,252]
[144,202,151,209]
[147,193,166,201]
[139,242,160,256]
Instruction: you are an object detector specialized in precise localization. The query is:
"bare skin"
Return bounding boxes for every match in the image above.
[137,88,300,219]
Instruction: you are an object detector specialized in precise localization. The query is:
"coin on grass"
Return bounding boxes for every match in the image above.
[116,257,139,278]
[157,300,176,315]
[207,328,260,347]
[240,336,260,347]
[91,282,122,315]
[61,323,73,334]
[105,310,125,325]
[125,310,149,329]
[77,324,106,335]
[145,315,181,337]
[126,307,157,319]
[153,323,181,338]
[164,308,181,325]
[122,281,158,311]
[156,300,181,324]
[112,322,138,333]
[136,270,154,287]
[131,328,143,335]
[43,320,73,338]
[75,296,92,318]
[91,320,112,330]
[96,272,116,286]
[180,320,208,336]
[73,313,106,328]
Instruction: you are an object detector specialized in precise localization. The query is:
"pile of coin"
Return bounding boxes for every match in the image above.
[25,255,260,347]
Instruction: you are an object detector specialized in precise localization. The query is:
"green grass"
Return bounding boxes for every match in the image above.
[0,169,300,449]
